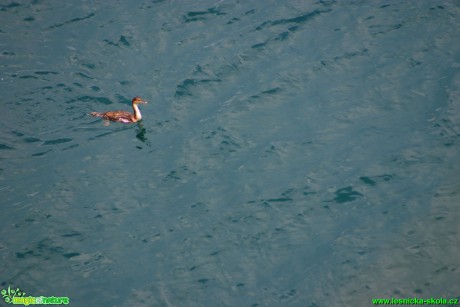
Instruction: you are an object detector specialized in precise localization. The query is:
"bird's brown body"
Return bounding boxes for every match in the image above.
[91,96,147,123]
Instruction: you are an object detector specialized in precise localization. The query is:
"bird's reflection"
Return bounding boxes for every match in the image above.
[135,121,149,145]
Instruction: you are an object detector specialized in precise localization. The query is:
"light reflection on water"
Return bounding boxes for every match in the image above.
[1,1,459,306]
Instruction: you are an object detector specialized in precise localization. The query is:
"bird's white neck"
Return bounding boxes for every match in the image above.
[132,104,142,121]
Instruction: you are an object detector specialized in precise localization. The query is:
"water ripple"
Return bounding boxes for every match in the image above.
[47,13,96,29]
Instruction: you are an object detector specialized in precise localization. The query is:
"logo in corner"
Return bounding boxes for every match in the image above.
[1,286,26,304]
[1,285,69,305]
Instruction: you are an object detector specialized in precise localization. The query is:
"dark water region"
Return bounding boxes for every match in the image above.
[1,1,460,306]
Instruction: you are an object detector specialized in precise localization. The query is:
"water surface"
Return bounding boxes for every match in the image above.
[1,1,460,306]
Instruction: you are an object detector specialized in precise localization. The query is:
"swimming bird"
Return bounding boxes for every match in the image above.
[91,96,147,123]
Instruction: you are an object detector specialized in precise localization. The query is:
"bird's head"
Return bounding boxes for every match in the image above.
[132,96,148,104]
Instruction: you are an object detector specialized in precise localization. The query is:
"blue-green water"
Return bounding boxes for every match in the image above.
[1,1,460,306]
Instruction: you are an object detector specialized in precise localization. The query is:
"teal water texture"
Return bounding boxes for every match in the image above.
[1,1,460,306]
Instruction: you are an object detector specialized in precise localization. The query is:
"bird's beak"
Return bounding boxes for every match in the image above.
[142,100,148,104]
